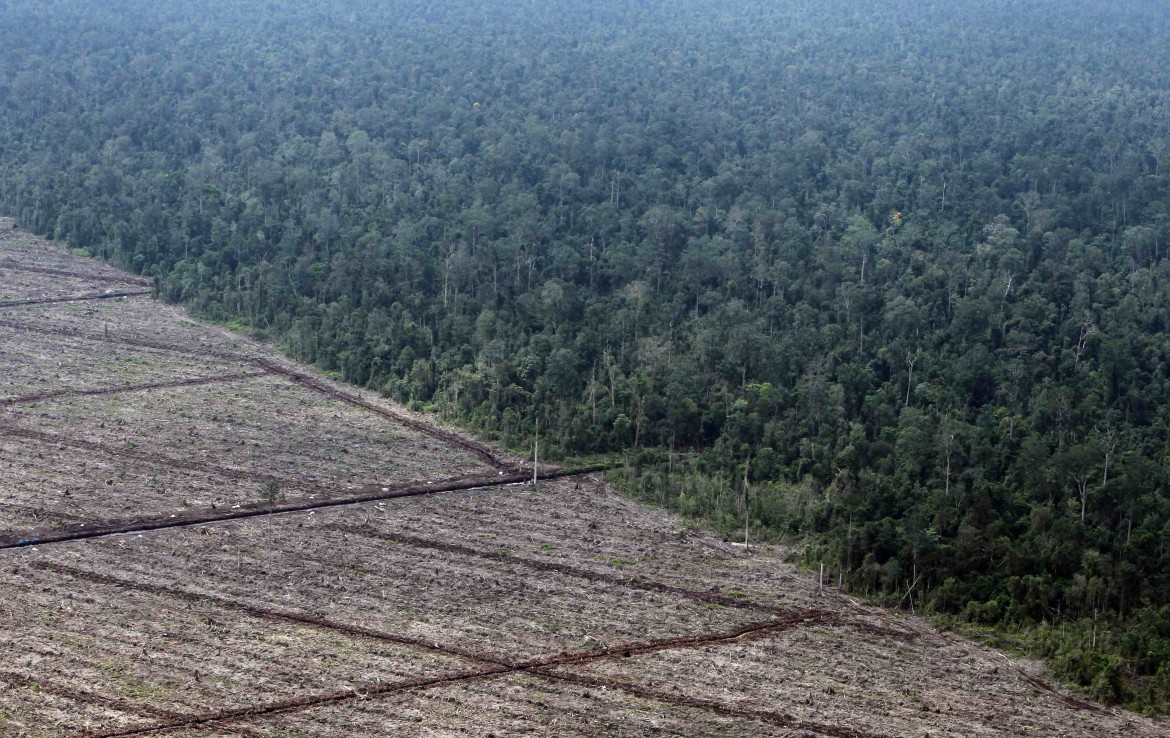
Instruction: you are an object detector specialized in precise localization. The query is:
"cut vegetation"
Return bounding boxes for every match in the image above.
[1,229,1165,736]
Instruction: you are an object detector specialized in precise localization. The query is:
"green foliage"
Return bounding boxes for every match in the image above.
[0,0,1168,711]
[939,607,1170,712]
[257,480,284,507]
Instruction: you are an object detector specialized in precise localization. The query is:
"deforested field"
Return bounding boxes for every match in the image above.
[1,222,1164,737]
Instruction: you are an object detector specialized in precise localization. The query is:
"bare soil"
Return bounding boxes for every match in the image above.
[0,322,256,401]
[0,300,272,363]
[0,229,149,287]
[0,374,493,545]
[0,229,150,307]
[1,226,1166,738]
[4,375,489,487]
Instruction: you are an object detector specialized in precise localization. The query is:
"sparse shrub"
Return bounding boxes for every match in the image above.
[258,480,284,506]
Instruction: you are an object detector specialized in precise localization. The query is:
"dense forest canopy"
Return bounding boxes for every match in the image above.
[1,0,1169,710]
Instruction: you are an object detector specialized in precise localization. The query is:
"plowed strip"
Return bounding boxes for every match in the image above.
[0,317,520,471]
[0,318,249,362]
[0,502,91,524]
[36,563,893,734]
[0,670,188,722]
[324,523,789,615]
[0,424,300,490]
[70,665,515,738]
[0,260,152,286]
[525,611,840,670]
[0,289,153,308]
[326,523,919,640]
[0,371,267,406]
[32,561,503,666]
[0,465,616,549]
[254,359,514,471]
[66,610,878,738]
[34,560,843,665]
[538,669,889,738]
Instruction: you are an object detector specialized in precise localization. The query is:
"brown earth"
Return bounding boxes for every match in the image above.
[0,225,1166,738]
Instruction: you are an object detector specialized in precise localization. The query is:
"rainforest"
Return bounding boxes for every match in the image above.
[1,0,1168,710]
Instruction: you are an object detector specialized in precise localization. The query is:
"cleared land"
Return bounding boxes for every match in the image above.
[0,225,1165,737]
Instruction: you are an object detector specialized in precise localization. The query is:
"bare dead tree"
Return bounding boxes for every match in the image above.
[1074,316,1097,371]
[905,350,920,406]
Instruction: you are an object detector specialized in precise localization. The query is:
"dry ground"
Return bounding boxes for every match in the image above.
[0,224,1166,738]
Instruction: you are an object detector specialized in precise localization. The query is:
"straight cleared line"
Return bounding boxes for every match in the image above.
[0,289,153,308]
[0,371,267,406]
[0,260,152,286]
[0,670,191,722]
[65,610,889,738]
[0,317,252,362]
[0,424,305,489]
[0,317,517,470]
[254,359,516,471]
[327,523,778,614]
[0,465,618,551]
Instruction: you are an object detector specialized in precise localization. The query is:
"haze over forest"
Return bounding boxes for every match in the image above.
[1,0,1168,711]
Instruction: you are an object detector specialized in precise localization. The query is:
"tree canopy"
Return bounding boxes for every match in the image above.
[1,0,1168,710]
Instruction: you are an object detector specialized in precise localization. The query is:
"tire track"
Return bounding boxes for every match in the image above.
[928,630,1105,715]
[66,664,514,738]
[32,561,503,665]
[0,289,153,308]
[324,522,768,611]
[0,670,267,737]
[0,501,92,524]
[1007,666,1102,713]
[537,669,887,738]
[0,370,267,406]
[253,359,515,472]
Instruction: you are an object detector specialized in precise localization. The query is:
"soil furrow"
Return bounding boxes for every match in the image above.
[0,424,303,494]
[65,610,856,738]
[0,670,189,722]
[0,466,616,550]
[0,289,153,308]
[0,371,267,406]
[0,318,250,362]
[0,260,152,286]
[1008,668,1102,713]
[521,611,841,670]
[38,561,897,738]
[2,317,522,472]
[0,501,92,524]
[253,359,515,471]
[31,561,506,667]
[536,669,892,738]
[68,664,516,738]
[323,522,792,615]
[329,522,918,640]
